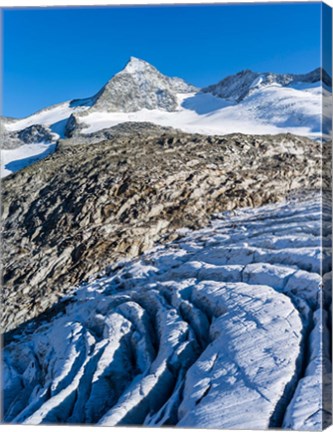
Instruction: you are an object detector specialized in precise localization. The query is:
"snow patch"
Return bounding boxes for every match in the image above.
[1,143,57,177]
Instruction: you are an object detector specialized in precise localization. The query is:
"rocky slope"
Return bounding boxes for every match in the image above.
[2,126,328,333]
[3,195,332,429]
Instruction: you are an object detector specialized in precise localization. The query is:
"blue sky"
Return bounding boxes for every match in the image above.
[2,3,323,118]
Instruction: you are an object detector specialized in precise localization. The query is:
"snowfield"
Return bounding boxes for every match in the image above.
[4,195,331,429]
[5,81,323,142]
[80,82,325,138]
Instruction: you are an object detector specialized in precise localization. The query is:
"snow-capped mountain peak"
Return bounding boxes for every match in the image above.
[117,56,196,94]
[90,57,197,113]
[120,56,158,75]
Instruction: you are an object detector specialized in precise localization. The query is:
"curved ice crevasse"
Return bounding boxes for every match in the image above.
[3,195,331,429]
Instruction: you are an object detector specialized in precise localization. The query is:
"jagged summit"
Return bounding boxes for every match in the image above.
[90,57,197,113]
[203,67,331,102]
[120,56,156,74]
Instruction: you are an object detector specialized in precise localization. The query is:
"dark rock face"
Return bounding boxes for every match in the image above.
[1,123,56,150]
[17,124,54,144]
[1,128,326,332]
[64,114,82,138]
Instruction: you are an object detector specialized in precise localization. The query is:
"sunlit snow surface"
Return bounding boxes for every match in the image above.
[81,83,326,138]
[4,195,331,429]
[1,81,329,178]
[1,143,56,177]
[4,100,92,135]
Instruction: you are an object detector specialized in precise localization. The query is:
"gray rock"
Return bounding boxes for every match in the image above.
[203,67,331,102]
[1,123,56,150]
[90,57,197,113]
[62,121,181,144]
[17,124,55,144]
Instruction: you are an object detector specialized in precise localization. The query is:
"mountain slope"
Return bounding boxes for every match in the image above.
[1,59,331,177]
[76,82,324,138]
[65,63,330,140]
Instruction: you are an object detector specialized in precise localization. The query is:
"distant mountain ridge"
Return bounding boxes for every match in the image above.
[202,67,331,102]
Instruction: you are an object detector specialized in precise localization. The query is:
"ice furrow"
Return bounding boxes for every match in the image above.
[282,309,332,430]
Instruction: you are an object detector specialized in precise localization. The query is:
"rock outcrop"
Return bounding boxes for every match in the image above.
[1,123,56,150]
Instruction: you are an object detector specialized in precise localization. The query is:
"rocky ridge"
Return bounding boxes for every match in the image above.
[2,126,329,333]
[203,67,331,102]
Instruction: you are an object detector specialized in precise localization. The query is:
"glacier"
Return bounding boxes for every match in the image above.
[3,194,331,429]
